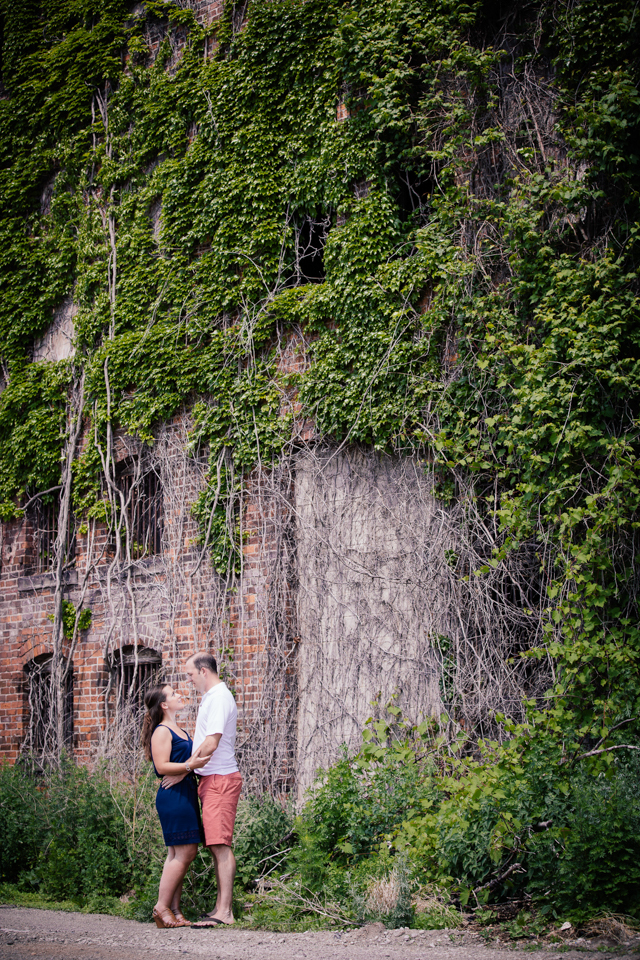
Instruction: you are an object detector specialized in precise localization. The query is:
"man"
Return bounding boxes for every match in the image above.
[165,651,241,926]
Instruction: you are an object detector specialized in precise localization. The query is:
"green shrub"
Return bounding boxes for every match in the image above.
[233,794,293,888]
[0,762,153,904]
[37,764,133,900]
[286,710,640,925]
[528,757,640,920]
[0,764,45,883]
[295,723,437,883]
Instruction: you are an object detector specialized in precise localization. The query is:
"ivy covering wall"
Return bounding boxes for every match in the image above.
[1,0,639,772]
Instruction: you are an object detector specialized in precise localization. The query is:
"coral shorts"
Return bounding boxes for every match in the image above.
[197,771,242,847]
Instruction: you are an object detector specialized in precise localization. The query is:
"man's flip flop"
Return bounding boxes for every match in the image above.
[192,916,227,927]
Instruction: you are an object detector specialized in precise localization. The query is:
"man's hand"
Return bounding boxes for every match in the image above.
[161,772,187,788]
[161,753,212,788]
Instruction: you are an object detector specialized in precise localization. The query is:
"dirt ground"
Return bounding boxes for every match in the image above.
[1,906,639,960]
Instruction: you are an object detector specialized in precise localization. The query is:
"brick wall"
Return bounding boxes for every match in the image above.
[140,0,224,68]
[0,420,298,792]
[192,0,224,25]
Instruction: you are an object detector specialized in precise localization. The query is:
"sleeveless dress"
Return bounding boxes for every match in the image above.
[152,725,203,846]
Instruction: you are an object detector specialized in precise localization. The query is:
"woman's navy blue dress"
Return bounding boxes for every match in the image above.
[153,725,203,847]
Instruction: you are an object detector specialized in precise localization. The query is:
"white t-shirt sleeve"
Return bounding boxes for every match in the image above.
[205,696,230,736]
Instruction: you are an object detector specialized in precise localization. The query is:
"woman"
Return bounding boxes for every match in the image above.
[142,684,211,928]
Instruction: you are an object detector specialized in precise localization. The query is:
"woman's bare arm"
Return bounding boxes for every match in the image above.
[151,726,211,777]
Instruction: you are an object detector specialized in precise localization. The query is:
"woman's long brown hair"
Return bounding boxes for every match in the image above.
[141,685,168,761]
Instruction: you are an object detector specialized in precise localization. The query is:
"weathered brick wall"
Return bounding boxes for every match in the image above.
[192,0,224,25]
[0,424,297,792]
[0,0,313,785]
[139,0,224,68]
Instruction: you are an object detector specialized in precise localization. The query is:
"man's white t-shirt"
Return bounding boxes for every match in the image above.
[193,681,239,776]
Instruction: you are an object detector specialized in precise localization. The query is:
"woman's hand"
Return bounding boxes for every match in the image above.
[189,753,212,770]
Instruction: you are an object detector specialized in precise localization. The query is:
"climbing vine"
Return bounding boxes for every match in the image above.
[0,0,639,761]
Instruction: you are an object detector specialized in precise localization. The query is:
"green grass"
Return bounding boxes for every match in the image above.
[0,882,131,917]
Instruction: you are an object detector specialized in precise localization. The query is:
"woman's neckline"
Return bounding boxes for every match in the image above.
[158,723,190,741]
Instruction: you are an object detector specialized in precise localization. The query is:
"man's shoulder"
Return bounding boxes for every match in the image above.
[200,681,236,709]
[214,682,237,709]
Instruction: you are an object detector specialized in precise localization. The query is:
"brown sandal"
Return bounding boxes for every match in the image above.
[153,907,179,928]
[172,911,191,926]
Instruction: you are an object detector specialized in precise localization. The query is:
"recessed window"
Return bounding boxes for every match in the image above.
[27,498,75,574]
[116,462,164,557]
[111,645,162,722]
[24,653,73,757]
[293,215,329,284]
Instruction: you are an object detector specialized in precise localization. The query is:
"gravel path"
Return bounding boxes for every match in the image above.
[1,906,638,960]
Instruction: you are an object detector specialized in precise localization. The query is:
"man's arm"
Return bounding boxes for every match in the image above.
[161,733,222,788]
[191,733,221,759]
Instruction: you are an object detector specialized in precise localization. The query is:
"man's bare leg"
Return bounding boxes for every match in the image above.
[207,844,236,924]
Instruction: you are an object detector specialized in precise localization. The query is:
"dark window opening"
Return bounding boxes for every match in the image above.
[111,645,162,724]
[395,168,432,220]
[116,461,164,558]
[24,654,73,757]
[293,215,329,284]
[27,498,75,574]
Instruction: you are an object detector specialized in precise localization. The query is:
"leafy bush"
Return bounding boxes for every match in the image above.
[233,794,293,888]
[281,709,640,926]
[295,718,437,876]
[37,764,133,899]
[0,764,45,883]
[0,762,158,905]
[0,762,139,901]
[528,757,640,920]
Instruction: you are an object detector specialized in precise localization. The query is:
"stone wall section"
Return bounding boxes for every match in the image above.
[294,447,446,796]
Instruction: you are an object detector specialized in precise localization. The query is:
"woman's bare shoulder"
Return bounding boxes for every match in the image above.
[151,724,172,743]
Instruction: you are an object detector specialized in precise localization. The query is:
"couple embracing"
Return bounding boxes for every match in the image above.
[141,652,242,929]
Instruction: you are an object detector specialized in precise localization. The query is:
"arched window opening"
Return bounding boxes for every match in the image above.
[23,653,73,758]
[110,645,162,724]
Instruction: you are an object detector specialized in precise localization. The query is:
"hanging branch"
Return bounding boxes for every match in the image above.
[50,371,85,762]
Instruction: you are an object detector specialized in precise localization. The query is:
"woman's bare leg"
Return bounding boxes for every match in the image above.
[170,875,184,915]
[155,844,198,913]
[170,862,194,917]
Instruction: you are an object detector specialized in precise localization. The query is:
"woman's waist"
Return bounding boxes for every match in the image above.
[156,776,198,796]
